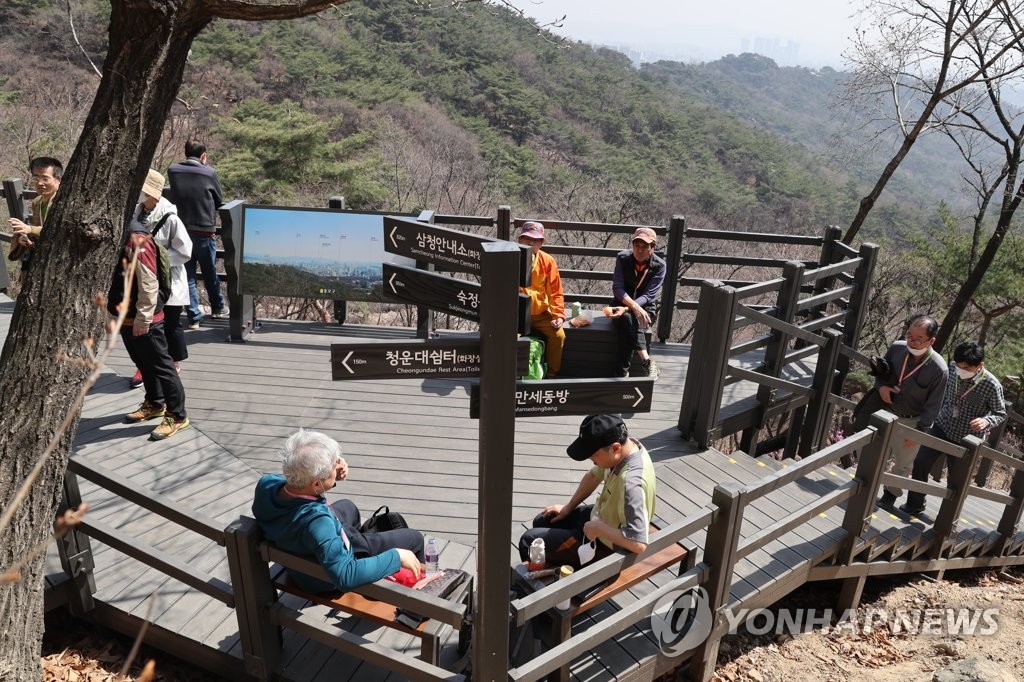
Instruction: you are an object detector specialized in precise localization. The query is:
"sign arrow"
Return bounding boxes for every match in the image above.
[632,387,644,408]
[389,224,399,249]
[388,272,397,294]
[341,351,354,375]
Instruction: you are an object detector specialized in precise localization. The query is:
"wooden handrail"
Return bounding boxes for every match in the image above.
[67,457,225,544]
[684,227,823,246]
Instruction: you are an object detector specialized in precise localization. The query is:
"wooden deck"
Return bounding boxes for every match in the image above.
[22,301,1023,681]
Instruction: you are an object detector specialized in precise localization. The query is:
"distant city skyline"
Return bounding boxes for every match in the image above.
[536,0,860,68]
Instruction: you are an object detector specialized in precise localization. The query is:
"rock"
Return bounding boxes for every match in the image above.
[931,656,1019,682]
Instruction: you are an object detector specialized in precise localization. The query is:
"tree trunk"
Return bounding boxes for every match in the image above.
[0,4,210,678]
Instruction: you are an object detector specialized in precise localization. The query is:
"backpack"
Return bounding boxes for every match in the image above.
[523,337,547,380]
[149,214,174,307]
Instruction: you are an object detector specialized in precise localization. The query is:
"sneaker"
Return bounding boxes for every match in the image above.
[877,492,897,510]
[150,415,190,440]
[129,369,144,388]
[211,309,228,319]
[187,320,201,330]
[125,401,165,423]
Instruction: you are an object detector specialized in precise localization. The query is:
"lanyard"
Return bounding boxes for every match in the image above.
[956,374,981,403]
[897,351,928,385]
[632,261,650,298]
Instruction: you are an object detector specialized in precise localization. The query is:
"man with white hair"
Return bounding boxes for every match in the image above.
[252,430,423,593]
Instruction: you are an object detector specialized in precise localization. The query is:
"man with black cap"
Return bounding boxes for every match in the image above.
[606,227,665,377]
[518,414,656,568]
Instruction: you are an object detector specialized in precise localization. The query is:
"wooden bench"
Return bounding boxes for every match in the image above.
[548,315,652,378]
[510,521,696,682]
[226,516,472,682]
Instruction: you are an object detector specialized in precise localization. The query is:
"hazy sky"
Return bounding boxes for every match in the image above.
[533,0,860,68]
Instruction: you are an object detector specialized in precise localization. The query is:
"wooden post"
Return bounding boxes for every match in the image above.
[742,260,804,455]
[974,404,1010,486]
[474,241,521,681]
[57,470,96,615]
[993,466,1024,555]
[2,177,27,222]
[688,482,744,682]
[833,242,878,396]
[218,200,258,342]
[835,411,897,611]
[797,329,842,458]
[678,281,736,446]
[326,197,348,324]
[224,517,281,681]
[497,205,512,241]
[657,214,685,343]
[415,212,437,339]
[929,436,984,560]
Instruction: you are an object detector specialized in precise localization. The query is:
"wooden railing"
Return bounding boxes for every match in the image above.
[677,239,878,455]
[53,407,1024,682]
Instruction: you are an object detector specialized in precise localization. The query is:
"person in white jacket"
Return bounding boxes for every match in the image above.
[127,169,193,388]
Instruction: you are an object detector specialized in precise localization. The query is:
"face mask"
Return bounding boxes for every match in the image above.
[906,345,928,357]
[578,540,596,565]
[138,193,147,205]
[956,367,978,380]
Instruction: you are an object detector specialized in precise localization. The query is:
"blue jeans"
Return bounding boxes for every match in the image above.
[185,234,224,322]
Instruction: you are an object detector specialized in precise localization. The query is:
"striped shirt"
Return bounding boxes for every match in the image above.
[934,363,1006,444]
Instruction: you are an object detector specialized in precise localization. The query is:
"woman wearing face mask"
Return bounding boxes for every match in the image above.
[901,342,1007,516]
[873,315,950,511]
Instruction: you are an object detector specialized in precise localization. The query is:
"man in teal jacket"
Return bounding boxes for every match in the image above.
[252,430,423,593]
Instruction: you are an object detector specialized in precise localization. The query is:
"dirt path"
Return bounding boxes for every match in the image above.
[707,566,1024,682]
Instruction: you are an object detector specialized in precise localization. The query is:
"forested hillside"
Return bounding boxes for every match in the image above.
[0,0,928,237]
[0,0,1019,380]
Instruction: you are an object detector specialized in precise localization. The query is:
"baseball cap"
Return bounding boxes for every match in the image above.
[631,227,656,244]
[519,221,545,240]
[567,414,627,461]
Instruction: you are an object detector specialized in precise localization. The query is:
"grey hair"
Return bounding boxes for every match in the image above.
[281,430,341,488]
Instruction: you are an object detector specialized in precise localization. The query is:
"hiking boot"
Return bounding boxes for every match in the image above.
[641,358,658,378]
[899,503,925,516]
[150,415,190,440]
[125,401,165,423]
[129,369,144,388]
[877,491,897,510]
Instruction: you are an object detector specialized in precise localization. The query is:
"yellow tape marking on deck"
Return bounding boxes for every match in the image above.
[728,458,737,464]
[828,470,837,476]
[758,461,766,467]
[819,513,828,518]
[871,513,877,519]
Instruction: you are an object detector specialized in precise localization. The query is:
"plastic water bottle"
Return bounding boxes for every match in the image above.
[424,536,440,576]
[528,538,546,571]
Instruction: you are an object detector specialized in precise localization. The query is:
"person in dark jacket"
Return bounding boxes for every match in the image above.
[606,227,666,377]
[167,140,225,328]
[252,430,424,593]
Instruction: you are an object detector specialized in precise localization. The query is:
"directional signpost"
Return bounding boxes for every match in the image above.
[384,216,531,285]
[469,377,656,418]
[330,337,530,380]
[382,262,531,335]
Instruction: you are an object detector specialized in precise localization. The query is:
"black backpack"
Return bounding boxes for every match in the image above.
[149,214,175,308]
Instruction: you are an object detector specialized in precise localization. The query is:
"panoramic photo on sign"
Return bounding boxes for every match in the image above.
[330,338,531,380]
[239,206,415,300]
[469,377,655,418]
